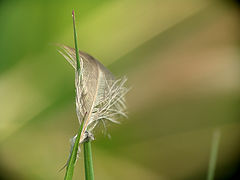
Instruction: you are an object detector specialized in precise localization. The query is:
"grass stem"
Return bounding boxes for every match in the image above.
[64,10,84,180]
[84,140,95,180]
[207,129,221,180]
[64,10,95,180]
[64,121,85,180]
[72,10,80,71]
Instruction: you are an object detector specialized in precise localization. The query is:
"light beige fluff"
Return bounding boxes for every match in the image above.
[58,45,128,143]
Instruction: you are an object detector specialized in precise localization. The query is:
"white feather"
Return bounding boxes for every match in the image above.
[58,45,128,142]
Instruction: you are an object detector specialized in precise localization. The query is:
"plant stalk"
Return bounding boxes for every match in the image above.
[72,10,81,71]
[83,140,95,180]
[64,10,84,180]
[64,121,85,180]
[207,129,221,180]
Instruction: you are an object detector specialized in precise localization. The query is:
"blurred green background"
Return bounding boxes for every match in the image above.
[0,0,240,179]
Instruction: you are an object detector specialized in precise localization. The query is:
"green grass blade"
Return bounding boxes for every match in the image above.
[72,10,81,71]
[207,129,221,180]
[64,11,84,180]
[84,140,95,180]
[64,120,85,180]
